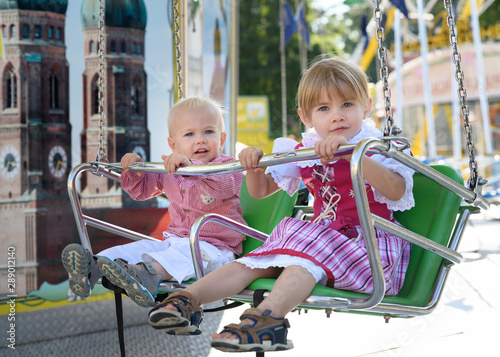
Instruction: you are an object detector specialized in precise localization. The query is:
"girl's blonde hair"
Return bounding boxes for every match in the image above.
[167,96,226,134]
[297,57,370,119]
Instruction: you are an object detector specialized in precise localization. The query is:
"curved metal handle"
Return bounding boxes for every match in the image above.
[106,145,362,175]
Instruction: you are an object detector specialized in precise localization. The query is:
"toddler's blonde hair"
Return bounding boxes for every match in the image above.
[167,97,226,135]
[298,57,370,119]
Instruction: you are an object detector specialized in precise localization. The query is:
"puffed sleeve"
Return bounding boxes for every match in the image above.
[370,149,415,211]
[265,138,302,196]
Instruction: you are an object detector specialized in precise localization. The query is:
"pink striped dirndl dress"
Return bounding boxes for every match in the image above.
[240,146,413,296]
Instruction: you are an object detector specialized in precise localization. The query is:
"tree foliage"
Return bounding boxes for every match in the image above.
[237,0,381,137]
[238,0,321,138]
[477,0,500,26]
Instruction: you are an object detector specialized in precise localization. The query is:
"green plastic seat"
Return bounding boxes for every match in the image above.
[243,165,464,311]
[239,178,298,255]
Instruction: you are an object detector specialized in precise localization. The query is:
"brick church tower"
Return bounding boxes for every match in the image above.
[80,0,152,209]
[0,0,76,295]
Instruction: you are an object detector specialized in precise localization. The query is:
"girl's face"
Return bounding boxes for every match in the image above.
[298,88,372,141]
[167,108,226,163]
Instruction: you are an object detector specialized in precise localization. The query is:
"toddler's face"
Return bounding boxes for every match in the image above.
[299,89,371,141]
[168,108,226,163]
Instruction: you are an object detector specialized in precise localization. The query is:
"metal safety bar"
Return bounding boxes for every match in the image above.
[67,163,163,255]
[96,145,367,175]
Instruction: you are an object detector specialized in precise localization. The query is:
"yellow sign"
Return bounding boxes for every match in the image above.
[237,96,274,153]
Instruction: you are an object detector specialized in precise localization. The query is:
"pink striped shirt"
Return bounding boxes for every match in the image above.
[121,154,247,254]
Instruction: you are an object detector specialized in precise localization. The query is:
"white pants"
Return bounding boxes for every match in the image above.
[98,236,235,283]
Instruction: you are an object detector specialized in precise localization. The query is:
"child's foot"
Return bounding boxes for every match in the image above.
[211,313,265,340]
[148,291,203,335]
[210,308,293,352]
[97,257,162,307]
[61,243,101,298]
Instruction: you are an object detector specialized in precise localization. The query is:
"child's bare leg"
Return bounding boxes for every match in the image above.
[257,265,316,317]
[160,261,281,310]
[212,265,316,340]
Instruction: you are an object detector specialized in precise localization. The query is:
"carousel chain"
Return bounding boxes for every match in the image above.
[373,0,394,137]
[96,0,107,162]
[173,0,184,100]
[444,0,479,191]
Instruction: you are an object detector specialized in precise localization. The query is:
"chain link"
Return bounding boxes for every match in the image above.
[444,0,478,191]
[173,0,184,100]
[373,0,394,137]
[96,0,107,162]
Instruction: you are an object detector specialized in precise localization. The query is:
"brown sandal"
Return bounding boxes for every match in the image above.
[148,291,203,335]
[211,308,294,352]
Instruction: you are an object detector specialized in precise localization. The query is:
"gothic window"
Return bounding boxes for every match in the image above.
[35,26,41,38]
[49,26,53,39]
[121,41,126,53]
[89,40,95,53]
[23,25,29,38]
[6,68,17,108]
[132,43,136,54]
[131,80,140,114]
[92,77,100,115]
[138,43,143,54]
[49,73,59,109]
[111,40,116,53]
[9,24,15,38]
[56,28,61,40]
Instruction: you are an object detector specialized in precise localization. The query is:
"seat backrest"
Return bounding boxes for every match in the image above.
[238,165,465,311]
[238,178,298,257]
[390,165,464,305]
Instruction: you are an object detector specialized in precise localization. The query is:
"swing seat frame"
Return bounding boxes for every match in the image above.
[179,138,489,318]
[67,138,489,319]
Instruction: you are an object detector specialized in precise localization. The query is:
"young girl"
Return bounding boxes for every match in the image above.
[61,97,247,307]
[147,57,415,352]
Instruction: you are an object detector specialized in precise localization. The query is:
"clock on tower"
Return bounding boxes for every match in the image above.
[1,145,21,180]
[48,145,69,179]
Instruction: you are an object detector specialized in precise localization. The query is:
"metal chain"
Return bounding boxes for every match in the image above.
[173,0,184,100]
[444,0,478,191]
[373,0,394,137]
[96,0,107,162]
